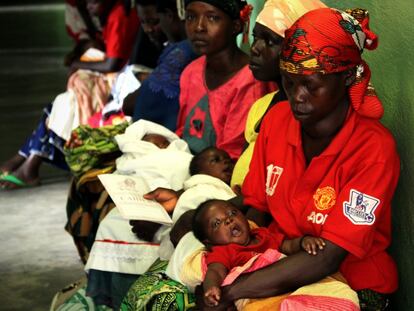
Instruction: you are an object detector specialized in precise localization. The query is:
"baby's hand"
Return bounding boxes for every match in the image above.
[204,286,221,307]
[301,236,326,255]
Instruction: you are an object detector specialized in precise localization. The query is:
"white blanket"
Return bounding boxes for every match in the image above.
[47,89,79,141]
[85,120,192,274]
[115,120,192,190]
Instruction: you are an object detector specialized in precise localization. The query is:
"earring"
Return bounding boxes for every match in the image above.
[355,64,364,79]
[177,0,185,20]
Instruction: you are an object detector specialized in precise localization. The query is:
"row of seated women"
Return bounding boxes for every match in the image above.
[124,3,396,311]
[0,0,187,188]
[3,0,401,310]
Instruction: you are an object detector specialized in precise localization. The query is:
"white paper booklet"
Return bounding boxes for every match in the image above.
[98,174,172,225]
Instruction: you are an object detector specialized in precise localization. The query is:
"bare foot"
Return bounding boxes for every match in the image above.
[0,154,26,175]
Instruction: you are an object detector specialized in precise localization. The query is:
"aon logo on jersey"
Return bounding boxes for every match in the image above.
[307,211,328,225]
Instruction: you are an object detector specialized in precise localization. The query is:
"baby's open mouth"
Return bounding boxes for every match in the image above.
[231,224,242,237]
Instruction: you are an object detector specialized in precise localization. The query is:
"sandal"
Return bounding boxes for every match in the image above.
[0,174,40,190]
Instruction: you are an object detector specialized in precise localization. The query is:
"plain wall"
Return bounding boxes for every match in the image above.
[322,1,414,309]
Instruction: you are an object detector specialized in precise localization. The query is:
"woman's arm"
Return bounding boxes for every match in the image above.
[227,195,251,215]
[245,207,272,227]
[227,195,244,211]
[169,210,195,247]
[204,240,347,308]
[143,187,183,213]
[129,220,162,242]
[122,88,140,116]
[279,237,302,255]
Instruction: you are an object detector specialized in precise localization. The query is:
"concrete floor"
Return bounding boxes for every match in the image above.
[0,4,84,311]
[0,181,84,311]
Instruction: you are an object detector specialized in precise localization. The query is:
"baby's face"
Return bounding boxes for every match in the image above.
[142,134,170,149]
[198,149,234,184]
[202,202,250,246]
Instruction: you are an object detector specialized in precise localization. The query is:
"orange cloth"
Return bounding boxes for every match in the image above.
[255,0,326,37]
[67,70,111,125]
[243,273,359,311]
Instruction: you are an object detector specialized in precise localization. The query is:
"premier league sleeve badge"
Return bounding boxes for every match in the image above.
[343,189,380,225]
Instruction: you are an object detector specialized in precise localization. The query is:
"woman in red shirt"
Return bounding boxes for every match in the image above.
[211,8,400,310]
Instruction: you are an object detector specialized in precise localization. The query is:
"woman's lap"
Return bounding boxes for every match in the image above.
[120,259,196,311]
[120,267,369,311]
[19,103,68,170]
[65,177,115,263]
[86,270,140,310]
[85,207,161,275]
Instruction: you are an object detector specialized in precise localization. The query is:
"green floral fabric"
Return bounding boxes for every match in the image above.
[64,122,129,178]
[121,259,196,311]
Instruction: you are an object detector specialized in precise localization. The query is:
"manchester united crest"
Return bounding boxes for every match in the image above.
[313,186,336,210]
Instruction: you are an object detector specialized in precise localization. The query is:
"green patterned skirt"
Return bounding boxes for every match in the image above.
[121,259,196,311]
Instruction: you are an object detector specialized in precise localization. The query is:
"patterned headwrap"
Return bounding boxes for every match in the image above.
[256,0,326,38]
[280,8,383,119]
[184,0,248,20]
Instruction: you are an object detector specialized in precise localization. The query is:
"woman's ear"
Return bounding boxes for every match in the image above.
[232,19,243,35]
[345,68,356,86]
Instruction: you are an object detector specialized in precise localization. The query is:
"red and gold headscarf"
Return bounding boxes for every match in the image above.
[280,8,383,119]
